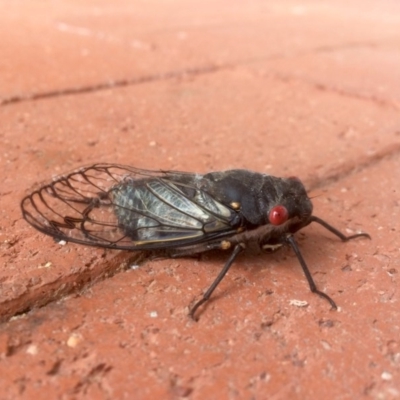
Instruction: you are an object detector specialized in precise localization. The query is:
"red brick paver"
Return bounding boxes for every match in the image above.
[1,1,399,399]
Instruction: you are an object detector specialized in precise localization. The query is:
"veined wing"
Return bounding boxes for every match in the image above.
[21,163,237,249]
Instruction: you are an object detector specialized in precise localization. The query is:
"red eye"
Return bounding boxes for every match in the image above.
[269,205,289,226]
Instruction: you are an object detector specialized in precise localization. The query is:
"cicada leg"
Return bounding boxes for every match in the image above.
[189,243,245,320]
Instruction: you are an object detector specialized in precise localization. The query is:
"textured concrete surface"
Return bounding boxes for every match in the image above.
[1,1,399,399]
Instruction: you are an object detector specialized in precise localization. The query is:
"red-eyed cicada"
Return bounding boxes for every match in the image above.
[21,163,370,319]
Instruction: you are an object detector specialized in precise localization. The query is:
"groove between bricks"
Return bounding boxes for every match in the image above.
[0,251,148,324]
[2,66,397,111]
[305,141,400,191]
[0,64,227,106]
[1,41,393,109]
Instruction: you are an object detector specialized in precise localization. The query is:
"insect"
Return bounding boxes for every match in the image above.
[21,163,370,319]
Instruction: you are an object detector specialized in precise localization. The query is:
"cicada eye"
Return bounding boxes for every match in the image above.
[269,205,289,226]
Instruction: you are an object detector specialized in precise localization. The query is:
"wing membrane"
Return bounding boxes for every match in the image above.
[21,163,237,249]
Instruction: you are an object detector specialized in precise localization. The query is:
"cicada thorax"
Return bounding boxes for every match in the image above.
[192,171,314,240]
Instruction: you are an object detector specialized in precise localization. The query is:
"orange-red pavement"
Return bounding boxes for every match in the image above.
[1,1,399,399]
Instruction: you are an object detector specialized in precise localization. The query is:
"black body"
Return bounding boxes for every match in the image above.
[21,163,369,319]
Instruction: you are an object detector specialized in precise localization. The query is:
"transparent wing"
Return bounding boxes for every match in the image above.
[21,163,237,250]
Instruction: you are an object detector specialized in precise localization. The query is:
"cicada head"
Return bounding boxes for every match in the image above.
[264,176,313,234]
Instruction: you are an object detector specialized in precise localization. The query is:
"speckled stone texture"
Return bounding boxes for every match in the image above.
[1,1,399,399]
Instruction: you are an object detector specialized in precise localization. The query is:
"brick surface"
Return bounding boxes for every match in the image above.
[1,1,400,399]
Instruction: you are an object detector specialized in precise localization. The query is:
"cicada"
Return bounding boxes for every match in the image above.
[21,163,370,319]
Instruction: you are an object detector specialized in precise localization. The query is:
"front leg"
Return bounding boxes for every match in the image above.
[259,234,337,309]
